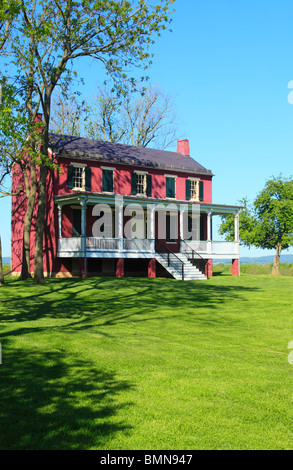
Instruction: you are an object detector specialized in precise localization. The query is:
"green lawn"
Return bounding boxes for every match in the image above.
[1,273,293,450]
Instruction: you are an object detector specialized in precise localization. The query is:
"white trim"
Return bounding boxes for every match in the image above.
[164,174,177,178]
[134,170,148,175]
[70,162,87,168]
[101,166,116,171]
[188,177,200,181]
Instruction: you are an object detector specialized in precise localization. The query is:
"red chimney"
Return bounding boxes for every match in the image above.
[34,113,43,123]
[177,139,190,156]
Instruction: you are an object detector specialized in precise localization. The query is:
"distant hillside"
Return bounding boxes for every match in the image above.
[215,255,293,265]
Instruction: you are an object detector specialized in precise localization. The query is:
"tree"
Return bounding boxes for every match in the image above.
[219,176,293,275]
[0,80,47,280]
[1,0,175,284]
[50,89,90,137]
[84,83,180,149]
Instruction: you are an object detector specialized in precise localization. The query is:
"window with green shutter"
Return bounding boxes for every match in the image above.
[185,179,191,200]
[102,169,114,192]
[166,177,175,198]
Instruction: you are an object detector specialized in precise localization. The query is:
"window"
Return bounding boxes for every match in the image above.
[102,169,114,193]
[166,176,176,198]
[67,164,91,191]
[190,179,199,200]
[185,179,204,201]
[131,172,152,197]
[137,173,146,195]
[73,166,84,190]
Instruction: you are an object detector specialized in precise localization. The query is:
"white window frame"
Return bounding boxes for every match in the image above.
[134,170,148,196]
[188,177,200,201]
[71,162,87,191]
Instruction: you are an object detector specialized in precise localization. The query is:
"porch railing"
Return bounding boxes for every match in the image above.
[58,237,155,253]
[182,240,238,256]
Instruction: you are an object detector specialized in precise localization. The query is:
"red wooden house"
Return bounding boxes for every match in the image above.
[11,126,241,280]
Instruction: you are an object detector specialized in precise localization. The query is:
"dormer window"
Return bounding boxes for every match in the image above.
[67,163,91,191]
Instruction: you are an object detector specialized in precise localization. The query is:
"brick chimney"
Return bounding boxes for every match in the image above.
[177,139,190,156]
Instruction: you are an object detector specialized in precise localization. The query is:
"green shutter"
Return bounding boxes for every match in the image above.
[131,173,137,195]
[67,165,74,189]
[85,166,91,191]
[146,174,152,197]
[199,181,204,201]
[166,177,175,198]
[102,169,113,192]
[185,179,191,200]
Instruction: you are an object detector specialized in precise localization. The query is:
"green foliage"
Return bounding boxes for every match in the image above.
[219,176,293,252]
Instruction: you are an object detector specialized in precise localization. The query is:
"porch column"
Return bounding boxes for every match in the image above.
[207,212,212,241]
[205,259,213,278]
[232,259,240,276]
[116,196,124,252]
[116,258,124,278]
[234,213,239,242]
[179,206,186,241]
[207,211,212,254]
[81,199,87,278]
[148,258,156,278]
[57,204,63,239]
[148,205,156,253]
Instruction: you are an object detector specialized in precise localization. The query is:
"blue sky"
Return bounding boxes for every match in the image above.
[2,0,293,259]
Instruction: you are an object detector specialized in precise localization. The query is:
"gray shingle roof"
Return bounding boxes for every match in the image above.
[49,133,213,176]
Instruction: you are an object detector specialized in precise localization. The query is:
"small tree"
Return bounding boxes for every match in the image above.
[219,176,293,275]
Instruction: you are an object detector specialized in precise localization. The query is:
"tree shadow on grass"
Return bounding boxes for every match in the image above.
[0,346,132,450]
[0,276,260,332]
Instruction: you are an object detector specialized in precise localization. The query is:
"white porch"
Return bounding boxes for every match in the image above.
[54,193,242,262]
[57,237,239,260]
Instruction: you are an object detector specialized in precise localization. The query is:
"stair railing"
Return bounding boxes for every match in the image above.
[180,239,209,279]
[155,239,185,281]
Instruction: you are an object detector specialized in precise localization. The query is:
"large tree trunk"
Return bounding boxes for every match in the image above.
[271,242,282,276]
[0,237,4,286]
[33,165,47,285]
[19,164,37,279]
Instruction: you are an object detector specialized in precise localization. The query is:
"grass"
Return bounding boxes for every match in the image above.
[214,262,293,276]
[1,273,293,450]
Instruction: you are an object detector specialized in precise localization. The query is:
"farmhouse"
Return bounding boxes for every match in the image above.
[11,120,241,280]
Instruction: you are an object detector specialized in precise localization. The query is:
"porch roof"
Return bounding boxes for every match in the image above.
[54,192,242,215]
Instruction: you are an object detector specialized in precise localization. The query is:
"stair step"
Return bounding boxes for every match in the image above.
[155,253,207,281]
